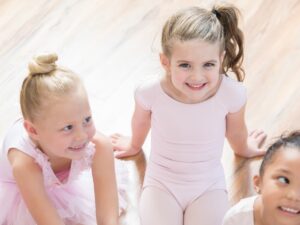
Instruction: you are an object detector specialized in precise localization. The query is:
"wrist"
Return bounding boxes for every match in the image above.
[97,216,118,225]
[131,145,141,154]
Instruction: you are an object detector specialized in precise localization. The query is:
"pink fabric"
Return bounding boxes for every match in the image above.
[135,74,246,210]
[0,119,127,225]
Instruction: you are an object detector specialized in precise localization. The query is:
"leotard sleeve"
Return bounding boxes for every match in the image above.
[134,80,158,111]
[218,75,247,113]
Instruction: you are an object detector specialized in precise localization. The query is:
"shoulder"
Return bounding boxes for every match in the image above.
[223,196,257,225]
[217,75,247,113]
[134,78,160,110]
[8,148,41,176]
[91,132,113,156]
[90,132,115,174]
[2,119,36,159]
[135,78,159,93]
[220,75,246,95]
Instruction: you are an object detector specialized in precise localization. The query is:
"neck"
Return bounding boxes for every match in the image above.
[254,196,271,225]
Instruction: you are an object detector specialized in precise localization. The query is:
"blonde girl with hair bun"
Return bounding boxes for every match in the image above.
[111,4,266,225]
[0,53,126,225]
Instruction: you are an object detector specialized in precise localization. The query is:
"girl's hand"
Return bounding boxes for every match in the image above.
[247,129,267,157]
[110,133,141,158]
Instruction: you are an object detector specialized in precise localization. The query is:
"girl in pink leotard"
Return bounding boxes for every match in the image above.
[111,4,266,225]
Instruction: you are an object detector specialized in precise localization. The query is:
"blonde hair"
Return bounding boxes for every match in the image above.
[161,4,245,81]
[20,53,82,121]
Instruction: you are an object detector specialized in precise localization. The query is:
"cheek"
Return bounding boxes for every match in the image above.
[171,70,188,83]
[41,132,57,143]
[88,124,96,138]
[261,193,277,210]
[171,76,185,89]
[261,183,281,200]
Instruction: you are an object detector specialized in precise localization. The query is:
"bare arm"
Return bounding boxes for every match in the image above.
[92,134,119,225]
[226,105,267,158]
[8,149,65,225]
[111,101,151,158]
[130,101,151,152]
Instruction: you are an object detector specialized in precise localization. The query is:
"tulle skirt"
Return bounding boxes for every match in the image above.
[0,172,96,225]
[0,160,128,225]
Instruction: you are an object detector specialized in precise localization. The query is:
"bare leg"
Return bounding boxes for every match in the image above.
[184,190,229,225]
[139,187,183,225]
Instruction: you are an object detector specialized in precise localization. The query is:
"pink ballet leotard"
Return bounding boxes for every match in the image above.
[135,74,246,210]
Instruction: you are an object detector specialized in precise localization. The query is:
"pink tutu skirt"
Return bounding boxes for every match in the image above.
[0,177,96,225]
[0,160,128,225]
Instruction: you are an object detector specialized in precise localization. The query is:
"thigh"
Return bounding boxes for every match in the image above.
[139,186,183,225]
[184,190,229,225]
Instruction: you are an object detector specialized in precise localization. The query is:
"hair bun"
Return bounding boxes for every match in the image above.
[28,53,58,75]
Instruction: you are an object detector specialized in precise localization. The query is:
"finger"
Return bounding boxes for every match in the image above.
[255,131,266,139]
[256,132,267,139]
[114,150,129,159]
[253,130,264,138]
[249,130,256,136]
[112,144,123,151]
[257,148,267,156]
[109,135,122,143]
[109,135,118,144]
[114,149,125,155]
[256,133,267,146]
[110,133,121,138]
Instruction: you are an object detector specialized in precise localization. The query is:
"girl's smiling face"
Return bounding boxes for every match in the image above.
[26,87,96,162]
[254,147,300,225]
[160,39,224,104]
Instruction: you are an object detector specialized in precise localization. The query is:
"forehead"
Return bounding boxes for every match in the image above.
[170,39,221,60]
[39,88,90,122]
[266,147,300,172]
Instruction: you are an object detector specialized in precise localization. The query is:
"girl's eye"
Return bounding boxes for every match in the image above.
[278,176,289,184]
[84,116,92,125]
[179,63,191,69]
[63,125,73,131]
[204,62,215,68]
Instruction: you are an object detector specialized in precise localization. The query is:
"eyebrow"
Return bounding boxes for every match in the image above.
[176,59,217,63]
[176,60,191,63]
[274,168,292,174]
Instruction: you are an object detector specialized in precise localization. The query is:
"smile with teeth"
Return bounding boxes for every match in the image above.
[279,206,300,214]
[68,143,86,151]
[186,83,206,89]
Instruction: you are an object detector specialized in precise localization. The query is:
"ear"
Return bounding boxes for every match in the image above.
[253,175,262,194]
[159,53,171,72]
[23,120,38,141]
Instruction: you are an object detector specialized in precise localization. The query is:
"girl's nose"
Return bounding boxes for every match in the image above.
[191,70,203,81]
[286,189,300,202]
[74,128,88,142]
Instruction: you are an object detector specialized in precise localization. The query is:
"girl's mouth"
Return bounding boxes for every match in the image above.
[68,143,86,152]
[186,82,206,90]
[279,206,300,215]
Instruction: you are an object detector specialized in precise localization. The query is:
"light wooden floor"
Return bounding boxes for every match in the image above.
[0,0,300,224]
